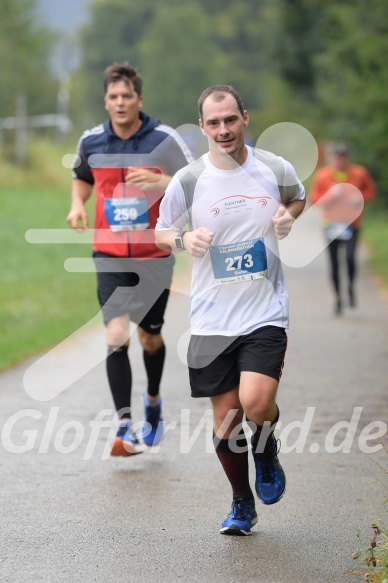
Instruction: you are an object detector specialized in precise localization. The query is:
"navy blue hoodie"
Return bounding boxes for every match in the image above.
[72,112,193,257]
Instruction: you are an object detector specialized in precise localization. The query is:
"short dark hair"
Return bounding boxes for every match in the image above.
[103,62,142,96]
[331,142,349,156]
[198,85,245,120]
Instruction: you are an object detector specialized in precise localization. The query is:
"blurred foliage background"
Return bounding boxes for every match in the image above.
[1,0,388,204]
[1,0,388,368]
[76,0,388,203]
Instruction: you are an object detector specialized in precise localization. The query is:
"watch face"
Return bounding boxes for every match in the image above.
[175,234,183,249]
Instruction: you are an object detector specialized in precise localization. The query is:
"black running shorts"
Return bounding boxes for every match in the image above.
[188,325,288,398]
[93,252,174,334]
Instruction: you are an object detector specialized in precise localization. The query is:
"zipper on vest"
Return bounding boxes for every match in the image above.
[121,166,131,257]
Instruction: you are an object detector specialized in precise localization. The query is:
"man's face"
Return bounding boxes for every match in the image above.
[332,153,349,172]
[199,93,248,161]
[104,80,143,128]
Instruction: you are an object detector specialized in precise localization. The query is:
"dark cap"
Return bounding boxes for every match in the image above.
[331,142,349,155]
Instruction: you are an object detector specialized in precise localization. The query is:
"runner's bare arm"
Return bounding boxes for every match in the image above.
[125,167,173,191]
[155,227,214,257]
[67,179,93,232]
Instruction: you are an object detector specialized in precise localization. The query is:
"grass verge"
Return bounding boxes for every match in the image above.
[0,140,97,370]
[356,525,388,582]
[352,517,388,582]
[0,138,190,371]
[350,450,388,583]
[362,211,388,288]
[1,139,388,371]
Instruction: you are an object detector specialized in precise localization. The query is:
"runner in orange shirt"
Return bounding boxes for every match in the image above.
[309,143,375,315]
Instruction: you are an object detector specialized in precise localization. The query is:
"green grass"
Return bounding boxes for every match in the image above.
[0,138,190,371]
[0,139,388,372]
[353,525,388,583]
[0,140,97,370]
[363,211,388,287]
[353,456,388,583]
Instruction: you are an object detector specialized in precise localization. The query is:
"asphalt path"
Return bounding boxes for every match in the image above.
[0,206,387,583]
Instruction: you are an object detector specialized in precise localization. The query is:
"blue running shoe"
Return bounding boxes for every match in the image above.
[252,433,286,505]
[220,497,258,536]
[141,394,165,446]
[110,420,146,457]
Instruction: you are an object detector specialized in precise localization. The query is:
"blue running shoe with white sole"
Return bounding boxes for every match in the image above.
[220,497,258,536]
[141,394,165,446]
[110,420,146,457]
[252,433,286,505]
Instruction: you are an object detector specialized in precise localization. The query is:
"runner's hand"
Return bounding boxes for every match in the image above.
[125,167,162,190]
[67,204,89,232]
[183,227,214,258]
[272,205,294,240]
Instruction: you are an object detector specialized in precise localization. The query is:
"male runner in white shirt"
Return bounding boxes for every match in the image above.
[156,85,305,536]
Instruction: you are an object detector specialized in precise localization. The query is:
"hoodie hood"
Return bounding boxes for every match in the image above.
[103,111,161,150]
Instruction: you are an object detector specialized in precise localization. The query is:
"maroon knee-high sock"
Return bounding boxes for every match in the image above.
[214,430,253,499]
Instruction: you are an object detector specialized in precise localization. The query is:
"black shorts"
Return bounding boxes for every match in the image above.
[93,252,174,334]
[188,325,287,398]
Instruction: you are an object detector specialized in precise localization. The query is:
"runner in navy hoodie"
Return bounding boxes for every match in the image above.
[67,62,193,455]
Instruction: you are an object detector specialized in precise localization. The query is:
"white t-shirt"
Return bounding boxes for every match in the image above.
[156,147,305,336]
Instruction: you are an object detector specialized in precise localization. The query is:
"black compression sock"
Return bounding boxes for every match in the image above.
[106,345,132,419]
[143,344,166,397]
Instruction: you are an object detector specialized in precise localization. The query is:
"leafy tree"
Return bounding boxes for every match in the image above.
[73,0,157,128]
[138,0,274,126]
[274,0,325,99]
[254,0,327,133]
[72,0,388,206]
[201,0,271,112]
[74,0,273,130]
[138,2,221,126]
[0,0,56,118]
[315,0,388,203]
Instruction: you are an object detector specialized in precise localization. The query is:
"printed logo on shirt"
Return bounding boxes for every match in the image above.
[208,194,271,217]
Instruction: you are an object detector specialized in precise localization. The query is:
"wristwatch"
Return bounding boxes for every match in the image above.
[175,231,186,250]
